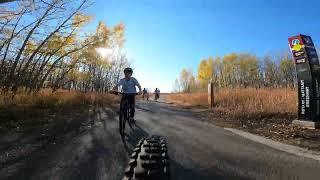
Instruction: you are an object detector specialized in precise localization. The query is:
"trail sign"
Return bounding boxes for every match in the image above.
[288,34,320,122]
[208,79,214,108]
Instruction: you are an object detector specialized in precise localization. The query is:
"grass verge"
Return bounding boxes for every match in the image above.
[0,89,117,133]
[165,88,297,118]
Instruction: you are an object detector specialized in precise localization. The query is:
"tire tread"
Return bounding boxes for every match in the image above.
[123,136,170,180]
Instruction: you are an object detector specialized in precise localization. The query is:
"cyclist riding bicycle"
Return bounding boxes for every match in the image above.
[112,67,142,122]
[154,88,160,101]
[142,88,149,100]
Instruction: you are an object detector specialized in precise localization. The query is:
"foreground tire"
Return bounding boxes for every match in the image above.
[123,136,170,180]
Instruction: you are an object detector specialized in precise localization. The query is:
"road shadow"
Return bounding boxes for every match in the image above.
[0,108,98,179]
[136,105,154,113]
[121,124,149,156]
[144,99,168,104]
[61,135,109,180]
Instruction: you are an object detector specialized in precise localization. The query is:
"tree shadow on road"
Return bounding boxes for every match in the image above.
[62,135,109,180]
[121,123,149,156]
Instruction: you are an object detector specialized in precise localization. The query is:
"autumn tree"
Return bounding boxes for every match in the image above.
[197,58,213,89]
[179,68,196,93]
[0,0,130,94]
[173,78,181,93]
[221,53,238,87]
[279,57,296,87]
[263,56,280,88]
[175,52,296,92]
[237,54,260,88]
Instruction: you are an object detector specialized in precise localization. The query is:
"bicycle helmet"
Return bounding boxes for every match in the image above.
[124,67,133,73]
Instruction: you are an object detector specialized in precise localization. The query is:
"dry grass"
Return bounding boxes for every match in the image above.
[165,92,208,107]
[165,88,298,119]
[0,89,117,109]
[0,89,118,132]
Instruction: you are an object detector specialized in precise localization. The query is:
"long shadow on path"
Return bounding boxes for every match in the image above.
[121,123,149,156]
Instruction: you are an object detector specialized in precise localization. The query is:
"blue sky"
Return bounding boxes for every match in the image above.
[87,0,320,92]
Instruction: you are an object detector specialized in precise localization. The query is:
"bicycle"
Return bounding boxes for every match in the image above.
[142,93,149,101]
[154,93,159,101]
[110,91,138,136]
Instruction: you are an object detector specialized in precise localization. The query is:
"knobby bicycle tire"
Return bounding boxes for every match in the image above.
[123,136,170,180]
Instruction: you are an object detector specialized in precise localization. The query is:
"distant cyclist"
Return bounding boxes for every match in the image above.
[154,88,160,101]
[112,67,142,122]
[143,88,149,100]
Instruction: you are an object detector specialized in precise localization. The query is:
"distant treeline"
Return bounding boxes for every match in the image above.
[174,53,298,92]
[0,0,129,94]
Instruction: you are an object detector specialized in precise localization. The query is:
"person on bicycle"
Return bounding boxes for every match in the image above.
[154,88,160,100]
[143,88,148,100]
[112,67,142,122]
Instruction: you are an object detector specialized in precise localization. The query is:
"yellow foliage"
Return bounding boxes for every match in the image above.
[197,59,213,87]
[112,23,125,47]
[24,41,37,56]
[223,53,238,63]
[72,12,93,29]
[65,35,75,44]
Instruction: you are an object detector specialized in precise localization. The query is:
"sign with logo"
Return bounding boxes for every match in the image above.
[296,58,306,64]
[292,39,303,51]
[288,34,320,121]
[289,36,304,52]
[293,50,305,58]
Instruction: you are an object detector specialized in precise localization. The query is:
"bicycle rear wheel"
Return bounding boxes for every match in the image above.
[119,112,124,135]
[123,107,131,132]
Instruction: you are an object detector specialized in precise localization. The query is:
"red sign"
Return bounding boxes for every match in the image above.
[288,35,304,52]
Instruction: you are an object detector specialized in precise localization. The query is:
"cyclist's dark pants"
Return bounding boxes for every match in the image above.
[121,94,135,118]
[143,93,148,98]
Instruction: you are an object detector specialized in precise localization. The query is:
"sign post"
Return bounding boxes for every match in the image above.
[208,79,214,108]
[288,34,320,128]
